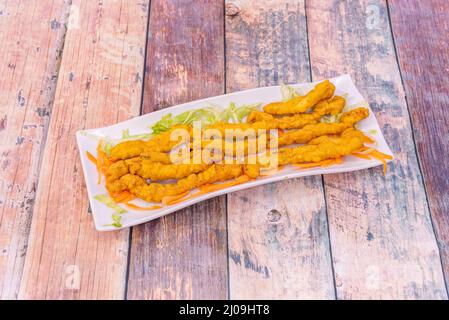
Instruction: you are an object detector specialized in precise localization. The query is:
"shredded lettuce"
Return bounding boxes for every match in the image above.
[110,214,123,228]
[121,129,152,140]
[320,113,343,124]
[94,194,127,214]
[151,102,260,134]
[280,84,300,101]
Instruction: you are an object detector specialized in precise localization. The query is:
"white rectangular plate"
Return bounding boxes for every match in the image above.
[76,74,393,231]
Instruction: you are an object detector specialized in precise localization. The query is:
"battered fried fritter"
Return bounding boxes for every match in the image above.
[278,128,365,164]
[247,96,345,129]
[107,164,248,202]
[105,158,209,183]
[262,96,304,115]
[110,125,191,160]
[107,128,365,201]
[263,80,335,115]
[278,107,368,146]
[127,158,209,181]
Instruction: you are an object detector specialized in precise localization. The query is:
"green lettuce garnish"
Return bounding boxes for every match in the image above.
[320,113,343,124]
[94,194,127,214]
[110,214,122,228]
[280,84,300,101]
[150,102,260,134]
[121,129,152,140]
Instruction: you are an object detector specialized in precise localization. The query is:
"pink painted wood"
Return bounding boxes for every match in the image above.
[18,0,149,299]
[225,0,335,299]
[307,0,447,299]
[0,0,71,299]
[389,0,449,290]
[127,0,228,300]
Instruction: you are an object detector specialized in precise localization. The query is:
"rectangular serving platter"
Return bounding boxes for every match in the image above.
[76,74,394,231]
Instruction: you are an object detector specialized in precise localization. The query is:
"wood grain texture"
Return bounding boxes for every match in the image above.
[127,0,227,300]
[225,0,335,299]
[307,0,447,299]
[18,0,149,299]
[0,0,71,299]
[388,0,449,292]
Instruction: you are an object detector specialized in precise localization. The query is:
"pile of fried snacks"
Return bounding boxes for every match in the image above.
[87,80,392,210]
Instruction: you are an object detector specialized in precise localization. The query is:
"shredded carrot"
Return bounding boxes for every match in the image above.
[366,149,393,175]
[351,152,372,160]
[199,175,251,193]
[93,141,114,184]
[294,158,340,169]
[362,134,375,144]
[161,176,251,206]
[368,149,393,160]
[352,146,371,153]
[370,153,387,175]
[124,203,162,211]
[260,166,284,176]
[86,151,97,165]
[112,191,136,203]
[161,191,190,206]
[164,192,203,205]
[320,158,342,167]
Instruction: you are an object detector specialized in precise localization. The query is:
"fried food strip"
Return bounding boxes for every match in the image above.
[109,140,148,161]
[106,128,365,201]
[105,157,210,183]
[107,164,256,202]
[264,80,335,115]
[140,150,173,164]
[278,128,365,164]
[109,97,350,162]
[247,96,345,129]
[262,96,304,115]
[126,158,209,181]
[110,125,191,160]
[277,107,368,146]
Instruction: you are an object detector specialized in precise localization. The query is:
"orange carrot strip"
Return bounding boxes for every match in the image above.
[199,175,251,193]
[362,134,375,144]
[86,151,97,165]
[162,176,251,206]
[367,150,392,175]
[165,192,204,206]
[352,146,370,153]
[260,166,284,176]
[86,148,104,185]
[162,175,251,205]
[369,149,393,160]
[294,158,343,169]
[370,153,387,175]
[320,158,342,167]
[294,159,332,168]
[162,191,190,206]
[351,152,372,160]
[124,203,162,211]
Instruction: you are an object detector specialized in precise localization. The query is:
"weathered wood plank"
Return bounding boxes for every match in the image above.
[126,0,227,300]
[225,0,335,299]
[0,0,71,299]
[18,0,149,299]
[388,0,449,292]
[307,0,447,299]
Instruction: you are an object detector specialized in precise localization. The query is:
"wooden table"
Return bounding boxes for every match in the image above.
[0,0,448,300]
